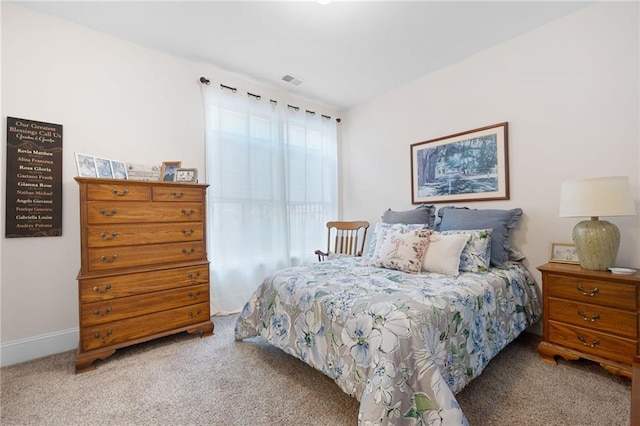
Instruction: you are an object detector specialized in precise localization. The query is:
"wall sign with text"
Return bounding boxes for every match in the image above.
[5,117,63,237]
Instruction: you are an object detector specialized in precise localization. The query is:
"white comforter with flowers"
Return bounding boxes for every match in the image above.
[234,257,541,425]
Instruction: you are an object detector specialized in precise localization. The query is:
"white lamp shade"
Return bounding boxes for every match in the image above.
[559,176,636,218]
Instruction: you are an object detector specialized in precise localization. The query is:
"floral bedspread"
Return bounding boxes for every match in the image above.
[234,257,541,425]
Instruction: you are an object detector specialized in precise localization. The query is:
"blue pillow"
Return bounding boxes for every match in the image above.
[437,207,523,268]
[382,204,436,228]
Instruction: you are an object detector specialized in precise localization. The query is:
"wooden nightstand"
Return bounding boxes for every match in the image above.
[537,262,639,379]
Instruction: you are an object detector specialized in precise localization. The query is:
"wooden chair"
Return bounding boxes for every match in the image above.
[315,221,370,261]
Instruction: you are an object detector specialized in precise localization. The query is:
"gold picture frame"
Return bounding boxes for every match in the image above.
[160,161,182,182]
[549,242,579,264]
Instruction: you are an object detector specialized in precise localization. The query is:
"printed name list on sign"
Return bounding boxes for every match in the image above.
[5,117,63,237]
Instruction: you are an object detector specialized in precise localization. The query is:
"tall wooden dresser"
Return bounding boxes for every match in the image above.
[75,177,214,373]
[537,262,639,379]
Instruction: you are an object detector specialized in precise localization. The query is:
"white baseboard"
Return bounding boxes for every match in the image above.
[1,328,78,367]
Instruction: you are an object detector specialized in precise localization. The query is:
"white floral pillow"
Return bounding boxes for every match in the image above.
[366,222,429,260]
[440,229,492,273]
[421,232,469,276]
[373,228,432,274]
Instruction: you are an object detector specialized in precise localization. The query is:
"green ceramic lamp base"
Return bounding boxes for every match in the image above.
[572,217,620,271]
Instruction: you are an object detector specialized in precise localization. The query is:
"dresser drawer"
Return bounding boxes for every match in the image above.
[81,302,210,351]
[81,284,209,326]
[548,321,637,365]
[546,274,637,310]
[87,201,203,224]
[152,186,203,202]
[87,241,206,272]
[79,264,209,302]
[87,222,203,247]
[548,298,637,339]
[87,183,151,201]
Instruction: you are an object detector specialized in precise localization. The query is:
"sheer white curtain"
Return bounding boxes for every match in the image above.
[202,86,338,314]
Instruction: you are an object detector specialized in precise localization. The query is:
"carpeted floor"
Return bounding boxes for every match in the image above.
[1,314,631,425]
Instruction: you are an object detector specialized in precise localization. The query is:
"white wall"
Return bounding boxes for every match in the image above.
[0,3,337,366]
[342,2,639,293]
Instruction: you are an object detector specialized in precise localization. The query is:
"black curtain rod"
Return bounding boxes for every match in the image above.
[199,76,340,122]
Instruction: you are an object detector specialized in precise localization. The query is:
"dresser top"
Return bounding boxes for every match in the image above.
[538,262,640,284]
[74,177,208,188]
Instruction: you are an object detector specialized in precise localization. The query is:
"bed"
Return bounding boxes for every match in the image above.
[235,207,541,425]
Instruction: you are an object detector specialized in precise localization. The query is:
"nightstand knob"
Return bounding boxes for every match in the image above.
[576,285,599,297]
[577,310,600,322]
[577,335,600,348]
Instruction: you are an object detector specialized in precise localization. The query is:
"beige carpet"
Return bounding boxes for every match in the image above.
[1,315,631,425]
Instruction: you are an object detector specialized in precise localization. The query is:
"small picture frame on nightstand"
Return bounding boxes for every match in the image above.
[549,242,579,264]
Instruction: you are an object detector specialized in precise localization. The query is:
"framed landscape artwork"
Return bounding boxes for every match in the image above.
[410,122,509,204]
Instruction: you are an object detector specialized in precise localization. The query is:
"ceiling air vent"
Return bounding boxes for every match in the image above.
[281,74,304,86]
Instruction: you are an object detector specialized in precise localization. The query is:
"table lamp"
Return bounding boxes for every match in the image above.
[559,176,636,270]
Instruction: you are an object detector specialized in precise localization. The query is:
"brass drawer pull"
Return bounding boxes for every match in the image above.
[93,307,112,317]
[111,188,129,196]
[577,335,600,348]
[187,271,202,280]
[182,247,196,255]
[171,191,185,198]
[92,284,112,293]
[93,329,113,341]
[188,291,202,299]
[181,208,196,216]
[98,231,119,240]
[188,309,202,318]
[99,208,118,217]
[576,285,599,297]
[182,228,195,236]
[100,254,119,263]
[577,310,600,322]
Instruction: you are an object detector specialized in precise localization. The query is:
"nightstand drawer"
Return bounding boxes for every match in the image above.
[546,274,637,310]
[548,321,636,365]
[548,298,637,339]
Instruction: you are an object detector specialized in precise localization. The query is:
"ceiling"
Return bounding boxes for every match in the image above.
[19,1,592,111]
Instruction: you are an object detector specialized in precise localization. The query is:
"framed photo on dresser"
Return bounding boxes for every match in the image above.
[174,168,198,183]
[160,161,181,182]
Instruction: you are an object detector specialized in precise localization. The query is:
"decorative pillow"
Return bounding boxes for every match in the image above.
[438,207,522,268]
[440,229,493,273]
[421,232,469,276]
[365,222,428,259]
[374,228,432,273]
[381,204,436,228]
